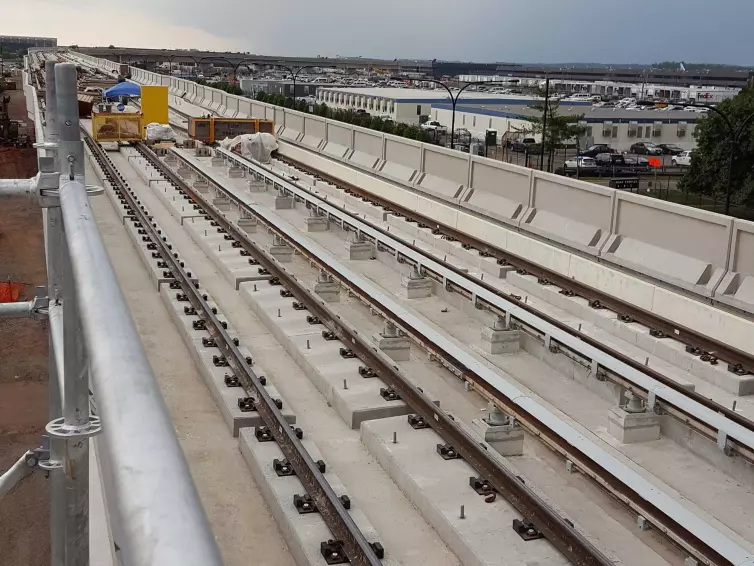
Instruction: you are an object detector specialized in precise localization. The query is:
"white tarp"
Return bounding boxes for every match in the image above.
[220,133,278,163]
[145,122,175,141]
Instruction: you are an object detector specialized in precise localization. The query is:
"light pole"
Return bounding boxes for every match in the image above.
[403,78,507,149]
[539,76,550,171]
[273,64,319,108]
[638,100,754,215]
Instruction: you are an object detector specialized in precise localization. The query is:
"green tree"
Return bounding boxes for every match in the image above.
[678,87,754,207]
[528,87,587,169]
[255,91,268,103]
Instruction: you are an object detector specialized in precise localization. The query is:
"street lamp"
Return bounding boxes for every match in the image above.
[403,78,508,149]
[272,64,320,107]
[638,100,754,215]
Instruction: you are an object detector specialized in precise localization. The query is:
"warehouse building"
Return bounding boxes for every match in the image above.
[0,35,57,54]
[314,86,590,125]
[459,74,740,103]
[240,78,343,99]
[430,103,701,150]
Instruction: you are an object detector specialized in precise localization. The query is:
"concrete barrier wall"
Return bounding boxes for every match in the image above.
[526,172,614,254]
[419,145,469,200]
[718,220,754,311]
[97,55,754,316]
[605,193,732,295]
[465,158,529,226]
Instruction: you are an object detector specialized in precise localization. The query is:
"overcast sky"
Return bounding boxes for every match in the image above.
[3,0,754,65]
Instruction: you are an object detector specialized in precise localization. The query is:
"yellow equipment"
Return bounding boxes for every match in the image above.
[188,117,275,144]
[92,112,143,143]
[140,85,169,138]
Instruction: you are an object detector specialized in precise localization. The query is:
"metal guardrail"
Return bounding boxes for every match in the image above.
[0,60,222,566]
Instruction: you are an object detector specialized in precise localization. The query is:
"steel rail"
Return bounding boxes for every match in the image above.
[276,153,754,376]
[216,147,754,461]
[167,147,754,566]
[139,144,616,566]
[82,133,383,566]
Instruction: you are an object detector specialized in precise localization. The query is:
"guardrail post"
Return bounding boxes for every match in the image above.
[43,59,67,566]
[55,62,93,566]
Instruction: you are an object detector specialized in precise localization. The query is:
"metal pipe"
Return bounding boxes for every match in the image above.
[55,64,221,565]
[0,451,34,497]
[0,300,34,318]
[55,62,90,566]
[0,178,36,198]
[539,77,549,171]
[45,60,59,143]
[43,59,66,566]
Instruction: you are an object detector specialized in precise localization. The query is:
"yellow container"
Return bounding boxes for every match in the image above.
[92,113,143,142]
[140,85,169,137]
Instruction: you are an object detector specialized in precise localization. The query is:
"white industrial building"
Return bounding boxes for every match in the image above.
[459,74,740,103]
[431,103,701,150]
[313,87,590,125]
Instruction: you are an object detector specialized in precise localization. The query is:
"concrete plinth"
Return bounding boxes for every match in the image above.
[247,180,265,192]
[372,333,411,362]
[471,418,524,456]
[210,156,225,167]
[193,178,209,194]
[480,326,520,354]
[314,281,340,303]
[346,241,375,261]
[305,216,329,232]
[195,145,211,157]
[228,166,244,178]
[362,417,568,566]
[607,407,661,443]
[237,216,258,233]
[269,244,293,263]
[176,166,193,180]
[274,196,293,209]
[238,429,402,566]
[212,196,231,211]
[400,276,433,299]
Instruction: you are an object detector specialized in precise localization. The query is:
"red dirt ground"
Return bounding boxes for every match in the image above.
[0,74,50,565]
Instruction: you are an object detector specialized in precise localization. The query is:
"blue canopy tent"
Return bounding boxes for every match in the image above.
[103,82,141,100]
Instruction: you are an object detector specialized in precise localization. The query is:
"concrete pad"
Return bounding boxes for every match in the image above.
[608,407,661,444]
[159,285,296,436]
[239,283,409,429]
[238,429,401,566]
[361,417,569,566]
[122,219,176,290]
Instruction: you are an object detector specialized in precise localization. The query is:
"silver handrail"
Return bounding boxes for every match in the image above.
[1,58,222,566]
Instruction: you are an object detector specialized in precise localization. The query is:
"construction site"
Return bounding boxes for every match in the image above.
[1,45,754,566]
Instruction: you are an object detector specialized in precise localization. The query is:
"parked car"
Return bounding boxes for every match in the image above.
[511,137,539,153]
[672,150,692,167]
[595,153,649,172]
[421,120,448,133]
[563,156,598,170]
[658,143,684,155]
[630,142,664,155]
[581,144,616,158]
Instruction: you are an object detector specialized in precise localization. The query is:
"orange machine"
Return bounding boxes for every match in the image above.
[187,117,275,144]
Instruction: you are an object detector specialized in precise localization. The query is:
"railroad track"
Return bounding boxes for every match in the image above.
[81,129,386,566]
[276,152,754,378]
[129,141,624,565]
[217,148,754,464]
[151,143,753,566]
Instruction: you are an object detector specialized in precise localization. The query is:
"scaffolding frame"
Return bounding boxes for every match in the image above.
[0,61,222,566]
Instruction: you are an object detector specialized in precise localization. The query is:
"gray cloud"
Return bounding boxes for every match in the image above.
[4,0,754,65]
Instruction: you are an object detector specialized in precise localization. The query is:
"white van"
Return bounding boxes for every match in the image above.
[563,93,592,101]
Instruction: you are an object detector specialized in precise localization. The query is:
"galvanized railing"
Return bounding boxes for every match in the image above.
[0,60,222,566]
